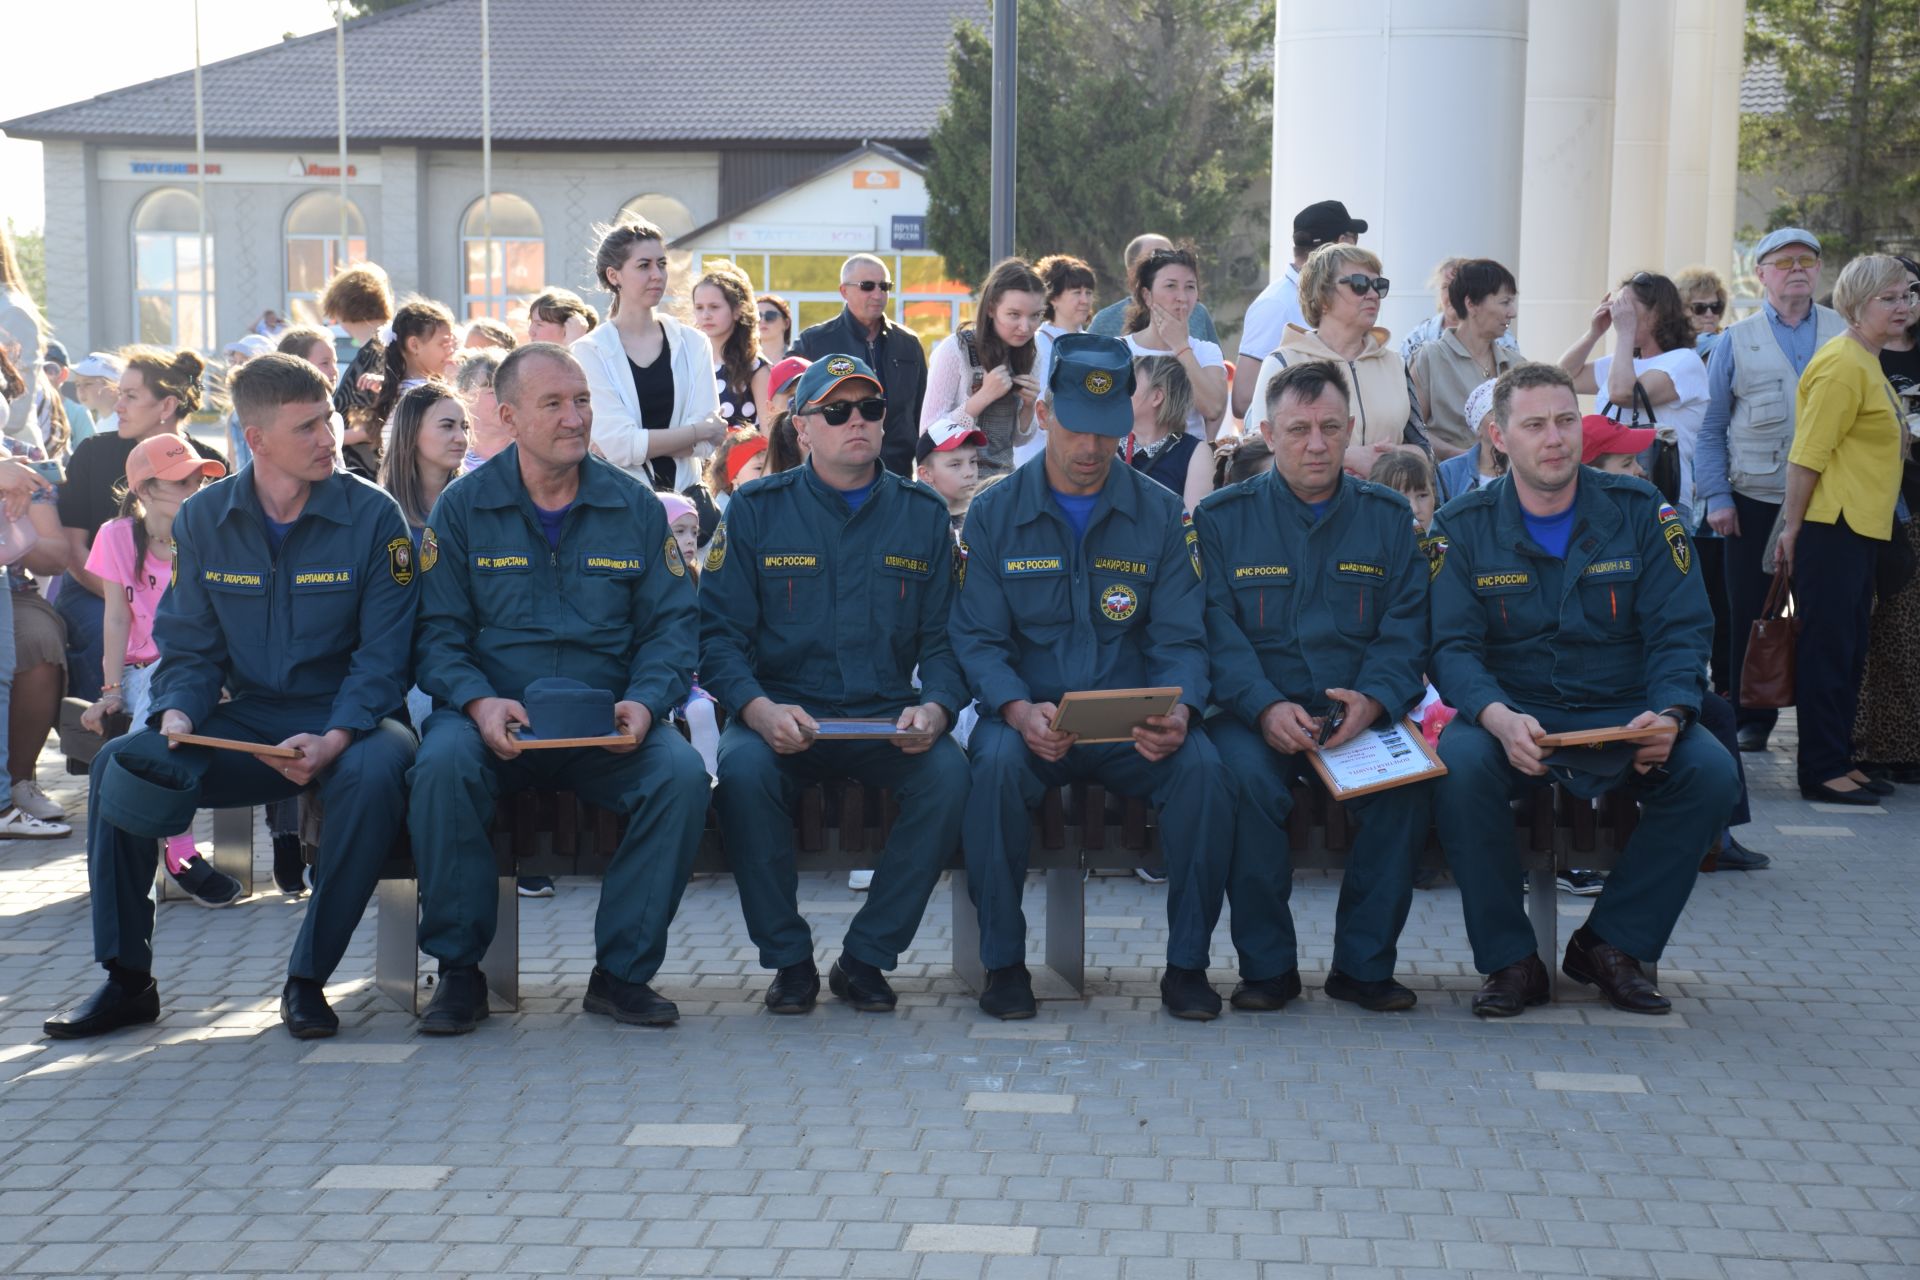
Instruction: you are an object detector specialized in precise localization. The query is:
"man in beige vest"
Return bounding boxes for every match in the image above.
[1694,227,1845,756]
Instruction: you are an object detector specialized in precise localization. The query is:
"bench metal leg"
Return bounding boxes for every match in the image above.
[376,877,421,1013]
[1039,865,1085,998]
[949,870,985,995]
[483,876,518,1011]
[1527,863,1559,999]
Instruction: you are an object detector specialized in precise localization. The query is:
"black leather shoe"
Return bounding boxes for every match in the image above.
[281,978,339,1040]
[765,960,820,1014]
[1472,953,1550,1017]
[419,964,489,1035]
[979,966,1036,1020]
[1230,969,1303,1011]
[1159,966,1222,1021]
[1853,769,1896,796]
[583,967,678,1026]
[44,975,159,1040]
[1735,725,1770,753]
[1799,780,1880,805]
[1562,927,1669,1014]
[828,954,897,1012]
[1324,970,1417,1012]
[1711,834,1771,871]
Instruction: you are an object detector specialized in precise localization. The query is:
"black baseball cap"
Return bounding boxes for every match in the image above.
[1293,200,1368,249]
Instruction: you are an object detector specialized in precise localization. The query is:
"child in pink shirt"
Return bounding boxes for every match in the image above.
[81,435,231,904]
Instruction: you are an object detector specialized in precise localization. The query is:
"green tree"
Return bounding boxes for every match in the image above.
[926,0,1273,297]
[5,221,46,313]
[1742,0,1920,259]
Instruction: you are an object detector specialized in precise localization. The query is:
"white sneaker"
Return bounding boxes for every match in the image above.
[0,804,69,839]
[848,869,873,891]
[11,781,65,822]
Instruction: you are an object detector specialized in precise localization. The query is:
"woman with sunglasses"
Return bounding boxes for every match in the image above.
[1410,258,1525,460]
[1558,271,1709,522]
[1246,243,1431,478]
[1121,246,1228,439]
[1675,266,1730,355]
[757,295,792,363]
[921,257,1047,480]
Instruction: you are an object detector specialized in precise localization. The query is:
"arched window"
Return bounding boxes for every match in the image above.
[285,192,367,324]
[132,188,215,349]
[461,193,544,325]
[618,193,695,241]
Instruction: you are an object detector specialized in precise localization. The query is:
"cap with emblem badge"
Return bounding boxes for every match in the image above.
[1044,333,1135,438]
[790,353,882,414]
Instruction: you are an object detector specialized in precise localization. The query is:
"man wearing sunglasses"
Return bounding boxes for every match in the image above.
[952,333,1232,1022]
[701,354,970,1016]
[1694,227,1845,755]
[793,254,928,479]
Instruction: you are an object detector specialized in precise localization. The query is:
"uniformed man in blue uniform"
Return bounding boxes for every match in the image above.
[1193,359,1432,1015]
[407,344,709,1034]
[45,354,418,1041]
[951,333,1232,1021]
[1429,362,1738,1017]
[701,355,971,1014]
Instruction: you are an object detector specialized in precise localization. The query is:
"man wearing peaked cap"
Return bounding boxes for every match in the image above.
[949,333,1233,1021]
[701,352,970,1015]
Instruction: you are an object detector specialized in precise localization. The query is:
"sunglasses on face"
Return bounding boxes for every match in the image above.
[849,280,893,293]
[1764,254,1820,271]
[810,396,888,425]
[759,310,784,324]
[1338,274,1390,298]
[1690,301,1725,316]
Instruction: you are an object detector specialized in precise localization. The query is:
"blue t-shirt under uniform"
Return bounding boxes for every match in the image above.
[533,501,571,550]
[1307,498,1330,521]
[1051,489,1098,540]
[840,480,875,514]
[263,515,296,558]
[1522,503,1577,559]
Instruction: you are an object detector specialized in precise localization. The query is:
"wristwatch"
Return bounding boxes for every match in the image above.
[1658,705,1695,732]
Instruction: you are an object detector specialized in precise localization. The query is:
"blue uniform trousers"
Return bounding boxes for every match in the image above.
[1208,717,1430,983]
[963,718,1231,971]
[715,725,969,970]
[408,711,709,985]
[1436,711,1738,972]
[87,701,414,981]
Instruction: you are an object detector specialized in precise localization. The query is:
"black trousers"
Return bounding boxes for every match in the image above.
[1696,522,1730,695]
[1793,516,1880,784]
[1724,491,1783,733]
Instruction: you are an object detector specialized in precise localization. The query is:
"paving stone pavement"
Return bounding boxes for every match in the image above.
[1,724,1917,1279]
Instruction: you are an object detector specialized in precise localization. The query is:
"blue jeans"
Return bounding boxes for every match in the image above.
[53,576,104,700]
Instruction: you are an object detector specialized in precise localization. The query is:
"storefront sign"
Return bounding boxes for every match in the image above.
[101,149,381,184]
[727,223,876,252]
[890,216,926,250]
[853,170,901,190]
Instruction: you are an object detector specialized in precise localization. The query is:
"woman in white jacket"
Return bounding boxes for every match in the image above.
[572,219,726,493]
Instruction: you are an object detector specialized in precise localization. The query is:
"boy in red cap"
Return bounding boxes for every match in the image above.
[915,417,988,534]
[1580,413,1657,478]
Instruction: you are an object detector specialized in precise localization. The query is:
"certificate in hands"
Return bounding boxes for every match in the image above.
[1307,716,1447,799]
[1048,687,1182,744]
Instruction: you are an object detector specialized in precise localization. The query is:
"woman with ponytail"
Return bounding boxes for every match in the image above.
[345,298,455,479]
[690,263,772,430]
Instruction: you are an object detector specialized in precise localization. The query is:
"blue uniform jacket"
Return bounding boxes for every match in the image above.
[150,468,416,734]
[414,445,695,724]
[950,454,1209,716]
[1428,468,1709,723]
[698,462,967,719]
[1193,469,1428,728]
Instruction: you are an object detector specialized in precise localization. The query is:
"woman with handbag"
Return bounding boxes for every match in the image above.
[1776,255,1916,804]
[1851,255,1920,784]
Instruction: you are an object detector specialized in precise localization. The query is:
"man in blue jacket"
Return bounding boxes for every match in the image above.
[951,334,1232,1022]
[407,344,709,1034]
[45,354,418,1042]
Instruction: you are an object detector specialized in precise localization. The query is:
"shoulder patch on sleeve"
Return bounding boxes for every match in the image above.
[387,536,415,586]
[420,526,439,573]
[1664,519,1691,575]
[704,522,728,572]
[954,539,969,587]
[1185,523,1203,580]
[1419,533,1448,581]
[664,535,686,577]
[1656,501,1682,526]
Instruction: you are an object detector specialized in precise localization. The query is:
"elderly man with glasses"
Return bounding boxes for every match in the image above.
[793,255,928,477]
[1693,228,1847,755]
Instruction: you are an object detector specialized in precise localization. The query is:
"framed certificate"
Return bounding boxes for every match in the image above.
[165,732,302,760]
[1049,687,1183,744]
[1306,716,1447,800]
[1535,722,1678,749]
[513,732,639,750]
[813,718,933,743]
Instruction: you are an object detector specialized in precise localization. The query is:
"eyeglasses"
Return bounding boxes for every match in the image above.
[809,396,888,425]
[1871,286,1920,306]
[1338,274,1390,298]
[1763,254,1820,271]
[849,280,893,293]
[1689,301,1725,316]
[758,309,784,324]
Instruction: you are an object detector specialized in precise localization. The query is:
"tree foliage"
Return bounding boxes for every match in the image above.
[926,0,1273,296]
[1742,0,1920,258]
[6,221,46,314]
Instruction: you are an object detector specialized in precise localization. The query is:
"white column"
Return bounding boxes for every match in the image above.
[1270,0,1530,340]
[1662,0,1717,269]
[1518,0,1619,359]
[1607,0,1675,283]
[1704,0,1748,287]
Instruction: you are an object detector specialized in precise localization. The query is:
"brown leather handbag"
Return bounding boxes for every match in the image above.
[1739,567,1796,708]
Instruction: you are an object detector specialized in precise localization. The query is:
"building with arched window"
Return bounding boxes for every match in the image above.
[2,0,985,355]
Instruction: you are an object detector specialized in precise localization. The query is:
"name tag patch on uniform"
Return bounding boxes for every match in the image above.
[763,553,819,570]
[1232,564,1291,582]
[1473,570,1533,592]
[1336,560,1386,579]
[473,553,531,571]
[883,554,930,575]
[387,537,414,587]
[1664,522,1691,575]
[1582,557,1639,580]
[1092,556,1150,578]
[1003,556,1064,575]
[293,568,355,589]
[584,554,642,573]
[203,569,263,590]
[1099,583,1139,621]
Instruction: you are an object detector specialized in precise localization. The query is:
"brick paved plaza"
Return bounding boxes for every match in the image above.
[2,724,1916,1279]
